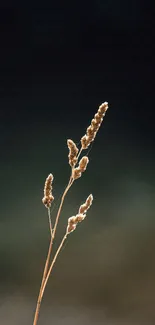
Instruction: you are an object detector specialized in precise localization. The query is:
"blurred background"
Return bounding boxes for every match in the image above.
[0,1,155,324]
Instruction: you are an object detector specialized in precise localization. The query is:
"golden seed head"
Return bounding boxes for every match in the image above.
[98,101,108,114]
[74,213,85,223]
[79,194,93,214]
[81,101,108,149]
[72,156,89,180]
[87,125,94,136]
[81,135,89,149]
[67,216,77,233]
[67,214,86,234]
[67,223,76,233]
[66,193,93,235]
[91,118,98,129]
[67,139,79,167]
[42,173,54,208]
[68,216,77,224]
[79,156,89,172]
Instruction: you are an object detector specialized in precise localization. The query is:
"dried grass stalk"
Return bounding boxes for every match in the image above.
[33,101,109,325]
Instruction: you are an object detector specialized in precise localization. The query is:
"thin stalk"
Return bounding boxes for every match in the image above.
[76,147,83,164]
[33,176,73,325]
[40,233,68,301]
[48,207,52,237]
[33,236,53,325]
[52,176,73,240]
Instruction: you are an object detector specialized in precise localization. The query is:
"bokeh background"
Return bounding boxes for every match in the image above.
[0,1,155,324]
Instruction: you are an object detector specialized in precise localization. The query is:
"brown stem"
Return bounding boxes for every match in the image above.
[52,177,73,240]
[33,177,73,325]
[76,147,83,162]
[40,234,67,301]
[33,236,53,325]
[48,207,52,237]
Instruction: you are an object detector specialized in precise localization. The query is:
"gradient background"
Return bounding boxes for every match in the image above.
[0,1,155,324]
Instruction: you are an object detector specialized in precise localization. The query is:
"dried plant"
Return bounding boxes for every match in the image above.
[33,102,108,325]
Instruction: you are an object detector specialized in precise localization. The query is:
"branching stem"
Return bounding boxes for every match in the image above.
[40,233,68,301]
[33,176,73,325]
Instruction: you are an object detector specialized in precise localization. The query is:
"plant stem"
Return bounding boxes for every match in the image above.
[33,236,53,325]
[48,207,52,237]
[52,177,73,240]
[76,147,83,162]
[33,177,73,325]
[40,234,67,301]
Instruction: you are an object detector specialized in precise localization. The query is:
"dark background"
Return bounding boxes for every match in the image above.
[0,1,155,324]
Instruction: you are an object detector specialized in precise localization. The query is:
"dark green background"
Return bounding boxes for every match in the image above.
[0,1,155,324]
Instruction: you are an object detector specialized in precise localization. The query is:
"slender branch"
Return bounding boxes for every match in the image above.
[48,207,52,237]
[76,147,83,164]
[33,233,67,325]
[33,235,52,325]
[40,233,68,301]
[39,208,53,290]
[33,176,73,325]
[52,176,73,240]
